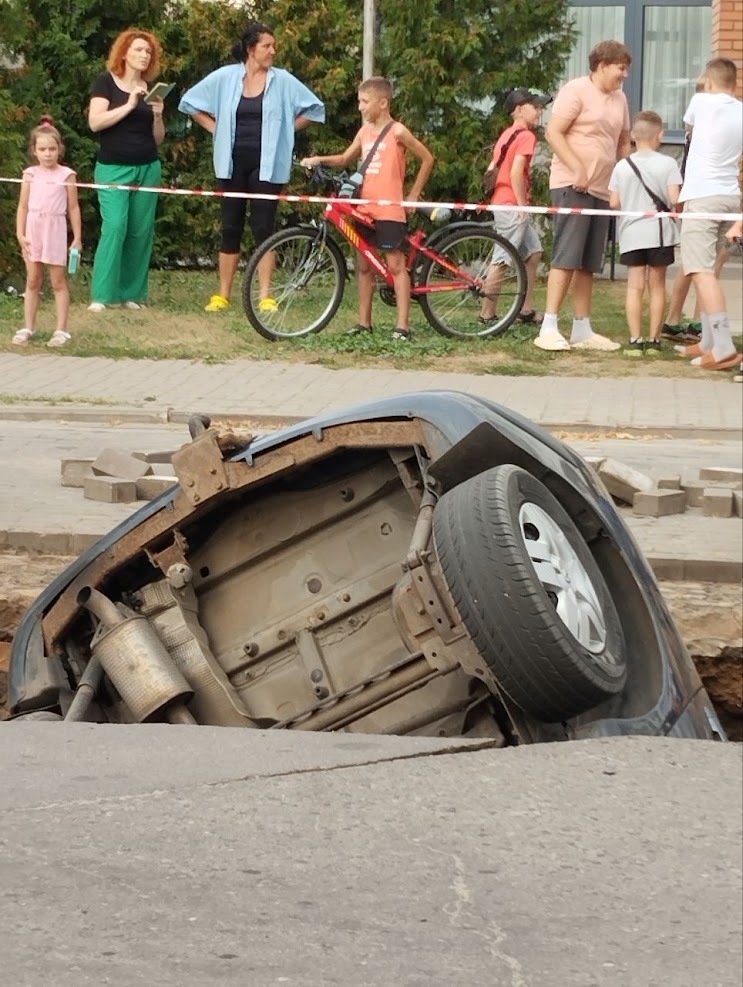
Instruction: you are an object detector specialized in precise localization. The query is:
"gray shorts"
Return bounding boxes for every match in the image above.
[550,187,610,274]
[680,194,738,274]
[490,210,542,265]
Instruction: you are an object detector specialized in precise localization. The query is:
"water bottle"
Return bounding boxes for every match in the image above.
[67,248,80,275]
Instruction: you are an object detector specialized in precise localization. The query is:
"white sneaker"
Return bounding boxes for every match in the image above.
[87,302,106,313]
[571,333,621,352]
[534,329,571,351]
[121,301,145,310]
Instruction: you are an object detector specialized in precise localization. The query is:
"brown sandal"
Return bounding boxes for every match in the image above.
[515,309,543,325]
[693,351,743,372]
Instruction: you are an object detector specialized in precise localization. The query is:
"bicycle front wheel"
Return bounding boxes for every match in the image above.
[417,228,527,339]
[242,227,346,341]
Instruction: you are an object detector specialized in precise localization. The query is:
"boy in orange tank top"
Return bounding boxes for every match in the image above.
[302,77,434,340]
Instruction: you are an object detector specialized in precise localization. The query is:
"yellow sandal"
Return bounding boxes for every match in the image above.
[204,294,230,312]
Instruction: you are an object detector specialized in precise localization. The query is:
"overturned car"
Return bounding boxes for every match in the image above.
[8,392,722,742]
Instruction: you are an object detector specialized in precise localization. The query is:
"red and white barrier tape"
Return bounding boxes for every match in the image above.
[1,175,741,222]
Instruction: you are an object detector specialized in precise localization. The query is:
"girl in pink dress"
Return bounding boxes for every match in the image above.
[14,117,83,347]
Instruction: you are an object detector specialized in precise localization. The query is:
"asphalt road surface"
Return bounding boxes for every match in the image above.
[0,728,740,986]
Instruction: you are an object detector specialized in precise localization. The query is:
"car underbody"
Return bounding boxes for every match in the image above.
[8,394,721,742]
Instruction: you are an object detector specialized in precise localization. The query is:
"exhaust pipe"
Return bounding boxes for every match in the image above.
[77,586,194,723]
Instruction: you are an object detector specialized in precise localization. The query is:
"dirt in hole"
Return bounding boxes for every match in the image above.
[1,552,741,738]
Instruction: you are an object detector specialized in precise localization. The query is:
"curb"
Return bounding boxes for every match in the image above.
[0,405,169,425]
[0,404,741,442]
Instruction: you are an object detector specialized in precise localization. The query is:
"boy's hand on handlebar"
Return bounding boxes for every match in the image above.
[300,156,320,169]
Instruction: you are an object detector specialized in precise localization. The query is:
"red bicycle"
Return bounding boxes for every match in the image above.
[242,166,527,342]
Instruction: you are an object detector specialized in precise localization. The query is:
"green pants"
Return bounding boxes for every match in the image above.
[92,160,161,304]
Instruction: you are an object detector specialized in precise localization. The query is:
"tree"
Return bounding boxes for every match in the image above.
[376,0,576,201]
[0,0,170,276]
[0,0,575,277]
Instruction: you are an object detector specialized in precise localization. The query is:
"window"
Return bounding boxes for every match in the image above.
[563,0,712,139]
[564,6,626,81]
[642,6,711,130]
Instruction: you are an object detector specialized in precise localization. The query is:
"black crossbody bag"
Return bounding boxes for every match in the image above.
[483,129,522,196]
[625,157,676,247]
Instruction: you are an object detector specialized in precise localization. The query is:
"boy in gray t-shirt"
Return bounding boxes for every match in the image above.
[609,111,682,354]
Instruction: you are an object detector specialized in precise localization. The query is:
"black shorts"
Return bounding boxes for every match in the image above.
[353,219,408,252]
[620,246,675,268]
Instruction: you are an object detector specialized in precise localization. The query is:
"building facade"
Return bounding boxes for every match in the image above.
[712,0,743,97]
[563,0,741,139]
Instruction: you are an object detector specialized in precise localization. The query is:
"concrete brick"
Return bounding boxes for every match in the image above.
[92,447,152,481]
[84,476,137,504]
[60,458,94,488]
[132,449,178,464]
[698,467,743,485]
[148,462,176,476]
[734,490,743,518]
[633,489,686,517]
[136,475,176,500]
[680,479,737,507]
[656,475,681,490]
[598,458,653,505]
[703,488,734,518]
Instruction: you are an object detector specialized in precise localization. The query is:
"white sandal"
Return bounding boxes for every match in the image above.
[47,330,71,348]
[12,328,35,345]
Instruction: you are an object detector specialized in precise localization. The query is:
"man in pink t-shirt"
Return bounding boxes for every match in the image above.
[535,40,632,352]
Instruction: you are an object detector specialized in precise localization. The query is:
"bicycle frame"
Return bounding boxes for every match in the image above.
[322,197,488,298]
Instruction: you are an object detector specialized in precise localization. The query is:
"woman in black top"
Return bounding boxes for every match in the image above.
[87,29,165,311]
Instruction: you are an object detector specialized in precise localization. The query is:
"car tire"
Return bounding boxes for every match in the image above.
[432,464,627,721]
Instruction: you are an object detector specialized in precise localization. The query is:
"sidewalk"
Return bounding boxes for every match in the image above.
[0,352,741,435]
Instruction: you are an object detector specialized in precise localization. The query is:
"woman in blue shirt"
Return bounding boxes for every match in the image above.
[179,22,325,312]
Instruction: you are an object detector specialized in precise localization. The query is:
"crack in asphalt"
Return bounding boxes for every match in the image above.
[0,738,503,815]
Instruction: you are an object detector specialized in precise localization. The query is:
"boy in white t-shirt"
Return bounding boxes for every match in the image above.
[609,111,682,354]
[676,57,743,372]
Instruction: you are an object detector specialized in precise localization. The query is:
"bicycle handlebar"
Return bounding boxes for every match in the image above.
[292,160,455,223]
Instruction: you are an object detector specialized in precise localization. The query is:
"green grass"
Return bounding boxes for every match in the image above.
[0,265,720,378]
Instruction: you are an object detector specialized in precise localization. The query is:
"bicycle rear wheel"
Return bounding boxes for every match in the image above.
[242,227,346,341]
[417,227,527,339]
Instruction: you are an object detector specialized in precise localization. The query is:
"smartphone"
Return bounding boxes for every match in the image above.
[144,82,175,103]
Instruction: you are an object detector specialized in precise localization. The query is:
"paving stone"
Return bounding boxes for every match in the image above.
[680,479,740,507]
[698,467,743,485]
[136,475,177,500]
[60,458,94,488]
[132,449,178,464]
[633,489,686,517]
[703,488,735,518]
[92,448,152,481]
[148,462,176,476]
[656,475,681,490]
[598,458,653,505]
[84,476,138,504]
[681,480,706,507]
